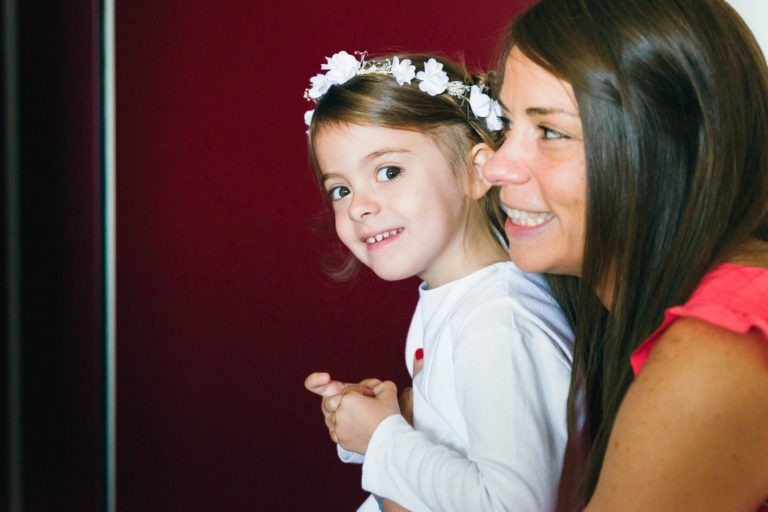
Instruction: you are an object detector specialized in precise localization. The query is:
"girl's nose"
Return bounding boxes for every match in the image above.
[348,190,380,221]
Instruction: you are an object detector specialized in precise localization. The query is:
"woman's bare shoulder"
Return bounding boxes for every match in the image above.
[587,318,768,511]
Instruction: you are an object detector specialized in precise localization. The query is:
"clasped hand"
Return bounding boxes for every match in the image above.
[304,372,401,455]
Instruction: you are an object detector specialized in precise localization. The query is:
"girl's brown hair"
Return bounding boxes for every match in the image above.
[307,53,506,279]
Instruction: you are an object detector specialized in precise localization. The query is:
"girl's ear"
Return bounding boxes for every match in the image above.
[469,143,495,199]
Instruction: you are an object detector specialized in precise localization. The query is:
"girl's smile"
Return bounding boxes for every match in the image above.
[363,228,404,246]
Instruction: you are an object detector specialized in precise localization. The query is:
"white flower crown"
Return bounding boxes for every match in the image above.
[303,51,503,132]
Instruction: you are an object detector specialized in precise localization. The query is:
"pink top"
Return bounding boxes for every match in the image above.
[631,263,768,374]
[630,263,768,511]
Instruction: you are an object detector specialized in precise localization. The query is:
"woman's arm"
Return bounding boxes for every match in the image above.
[587,318,768,511]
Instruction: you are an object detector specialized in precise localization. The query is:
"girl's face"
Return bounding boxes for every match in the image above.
[314,123,470,288]
[483,47,587,277]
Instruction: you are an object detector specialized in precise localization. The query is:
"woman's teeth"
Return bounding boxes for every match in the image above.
[505,208,554,226]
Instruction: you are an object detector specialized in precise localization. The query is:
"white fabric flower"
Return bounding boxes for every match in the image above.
[308,73,333,99]
[304,109,314,127]
[321,51,360,85]
[302,51,504,134]
[486,100,503,131]
[416,58,449,96]
[468,85,491,118]
[391,57,416,85]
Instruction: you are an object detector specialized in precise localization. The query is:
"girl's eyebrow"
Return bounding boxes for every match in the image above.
[321,148,412,184]
[320,173,338,184]
[360,148,410,166]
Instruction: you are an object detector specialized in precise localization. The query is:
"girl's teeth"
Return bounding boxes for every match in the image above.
[365,229,402,245]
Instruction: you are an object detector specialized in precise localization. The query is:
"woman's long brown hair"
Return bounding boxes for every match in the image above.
[498,0,768,505]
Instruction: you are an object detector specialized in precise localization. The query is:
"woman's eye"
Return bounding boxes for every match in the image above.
[328,185,351,201]
[376,166,402,182]
[541,126,567,140]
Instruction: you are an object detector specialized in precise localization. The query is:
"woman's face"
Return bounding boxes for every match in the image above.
[483,47,587,277]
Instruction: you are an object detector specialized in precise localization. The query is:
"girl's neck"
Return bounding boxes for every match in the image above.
[422,237,508,289]
[469,225,510,270]
[476,236,512,268]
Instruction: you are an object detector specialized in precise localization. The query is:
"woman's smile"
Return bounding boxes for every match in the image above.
[503,207,555,227]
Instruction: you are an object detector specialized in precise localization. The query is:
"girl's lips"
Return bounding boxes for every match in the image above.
[362,228,404,245]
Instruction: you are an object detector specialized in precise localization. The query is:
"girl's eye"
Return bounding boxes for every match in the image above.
[327,185,351,201]
[499,116,511,132]
[541,126,567,140]
[376,166,402,182]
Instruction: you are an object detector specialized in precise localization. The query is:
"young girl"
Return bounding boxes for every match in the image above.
[303,51,574,511]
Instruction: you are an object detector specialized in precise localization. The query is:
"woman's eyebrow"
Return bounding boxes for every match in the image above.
[497,100,578,118]
[526,106,579,118]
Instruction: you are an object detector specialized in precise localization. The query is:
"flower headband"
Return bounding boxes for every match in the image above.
[303,51,503,132]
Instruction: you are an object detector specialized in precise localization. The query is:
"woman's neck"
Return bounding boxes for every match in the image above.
[726,238,768,268]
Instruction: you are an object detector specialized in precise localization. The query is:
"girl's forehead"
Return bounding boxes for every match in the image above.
[314,123,449,167]
[316,123,431,147]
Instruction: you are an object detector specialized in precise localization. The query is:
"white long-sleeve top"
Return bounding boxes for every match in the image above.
[343,262,574,512]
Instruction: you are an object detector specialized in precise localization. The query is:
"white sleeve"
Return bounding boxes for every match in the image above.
[337,444,365,464]
[360,300,571,512]
[356,494,381,512]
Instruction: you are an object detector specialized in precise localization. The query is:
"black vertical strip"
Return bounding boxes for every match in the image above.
[2,0,23,510]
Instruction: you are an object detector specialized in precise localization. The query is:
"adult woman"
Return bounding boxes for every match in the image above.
[482,0,768,510]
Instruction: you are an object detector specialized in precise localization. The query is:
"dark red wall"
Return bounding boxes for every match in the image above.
[115,1,526,510]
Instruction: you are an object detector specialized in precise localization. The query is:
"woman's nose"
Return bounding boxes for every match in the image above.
[482,136,532,186]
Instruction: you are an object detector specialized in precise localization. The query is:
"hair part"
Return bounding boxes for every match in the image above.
[504,0,768,504]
